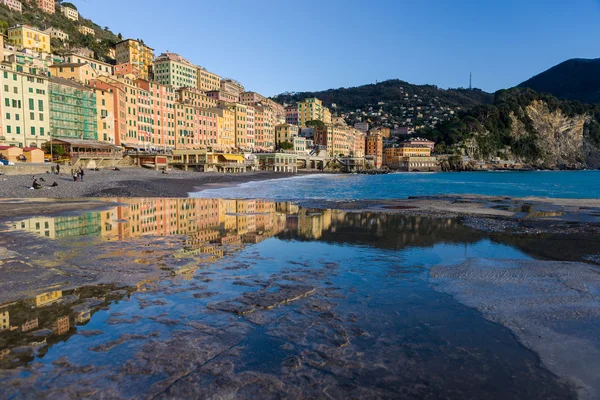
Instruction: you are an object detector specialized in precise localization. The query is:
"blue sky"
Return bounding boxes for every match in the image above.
[75,0,600,96]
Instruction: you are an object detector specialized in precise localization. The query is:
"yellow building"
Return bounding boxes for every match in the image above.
[231,103,248,150]
[115,39,154,80]
[196,66,221,92]
[78,25,95,37]
[7,25,50,53]
[0,310,9,331]
[63,52,113,76]
[95,88,115,143]
[275,124,298,147]
[211,106,235,150]
[0,65,50,148]
[34,290,63,307]
[297,97,331,128]
[384,144,432,169]
[49,63,96,84]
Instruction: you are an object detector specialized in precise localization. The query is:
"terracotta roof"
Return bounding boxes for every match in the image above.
[23,147,43,151]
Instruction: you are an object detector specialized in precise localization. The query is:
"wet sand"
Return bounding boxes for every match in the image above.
[0,168,300,198]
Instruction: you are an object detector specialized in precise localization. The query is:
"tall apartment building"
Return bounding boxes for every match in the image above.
[351,129,365,157]
[196,67,220,92]
[153,52,197,89]
[115,39,154,80]
[94,87,115,143]
[206,90,238,104]
[59,4,78,20]
[253,105,275,151]
[1,0,22,13]
[210,106,235,150]
[174,103,217,149]
[297,97,331,127]
[365,133,383,169]
[49,76,97,140]
[88,77,128,146]
[0,65,49,148]
[49,62,96,85]
[285,105,298,125]
[7,25,50,53]
[246,105,255,150]
[136,79,176,150]
[31,0,54,14]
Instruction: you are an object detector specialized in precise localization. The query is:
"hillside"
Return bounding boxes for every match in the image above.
[273,79,494,132]
[420,88,600,169]
[0,0,120,62]
[518,58,600,104]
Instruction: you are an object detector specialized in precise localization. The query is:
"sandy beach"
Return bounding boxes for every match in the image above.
[0,168,299,198]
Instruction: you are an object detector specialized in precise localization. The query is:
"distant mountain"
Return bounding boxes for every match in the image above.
[273,79,494,131]
[518,58,600,104]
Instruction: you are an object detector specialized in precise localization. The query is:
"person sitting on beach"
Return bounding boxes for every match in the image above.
[113,167,120,171]
[32,179,42,190]
[73,172,78,182]
[51,181,58,187]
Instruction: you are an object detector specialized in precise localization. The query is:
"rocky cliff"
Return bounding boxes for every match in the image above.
[422,88,600,170]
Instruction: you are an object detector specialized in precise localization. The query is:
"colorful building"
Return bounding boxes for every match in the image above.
[285,105,298,125]
[246,105,255,150]
[31,0,54,14]
[88,77,128,146]
[176,87,217,109]
[78,25,95,37]
[44,27,69,42]
[0,65,49,148]
[63,52,113,76]
[7,25,50,53]
[297,97,331,128]
[365,133,383,169]
[275,123,299,148]
[49,62,96,85]
[220,79,244,97]
[1,0,22,13]
[240,91,266,105]
[49,76,97,140]
[210,106,235,150]
[174,103,218,150]
[94,87,115,143]
[253,105,275,151]
[196,66,220,92]
[153,52,197,89]
[206,90,238,104]
[115,39,154,80]
[59,4,78,20]
[136,79,176,150]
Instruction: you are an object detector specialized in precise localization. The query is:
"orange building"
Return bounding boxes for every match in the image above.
[365,134,383,169]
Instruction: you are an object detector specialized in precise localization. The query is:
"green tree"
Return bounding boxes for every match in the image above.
[278,141,293,150]
[305,120,325,129]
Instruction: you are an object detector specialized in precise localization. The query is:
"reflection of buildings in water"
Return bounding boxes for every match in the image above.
[20,318,38,333]
[75,310,91,324]
[0,310,9,331]
[53,316,70,335]
[31,291,63,307]
[0,348,10,360]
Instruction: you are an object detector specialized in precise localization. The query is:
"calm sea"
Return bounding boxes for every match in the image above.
[191,170,600,200]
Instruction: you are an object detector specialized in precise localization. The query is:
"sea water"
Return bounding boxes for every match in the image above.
[191,170,600,200]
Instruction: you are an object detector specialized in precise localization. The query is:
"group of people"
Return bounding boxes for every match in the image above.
[72,167,85,182]
[31,176,58,190]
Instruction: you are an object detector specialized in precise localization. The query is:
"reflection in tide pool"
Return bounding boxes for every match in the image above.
[0,199,576,399]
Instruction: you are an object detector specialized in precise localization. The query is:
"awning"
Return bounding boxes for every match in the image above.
[220,154,244,162]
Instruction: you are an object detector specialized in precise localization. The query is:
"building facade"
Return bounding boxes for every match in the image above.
[275,123,299,148]
[297,97,331,128]
[94,87,115,143]
[1,0,22,13]
[78,25,95,37]
[7,25,50,53]
[32,0,54,14]
[59,4,78,20]
[49,76,97,140]
[115,39,154,80]
[153,52,197,89]
[44,27,69,42]
[0,65,49,148]
[63,52,113,76]
[196,67,220,92]
[365,134,383,169]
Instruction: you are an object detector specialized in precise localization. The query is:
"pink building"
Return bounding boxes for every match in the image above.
[1,0,22,12]
[136,79,176,150]
[206,90,238,104]
[175,103,218,149]
[286,105,298,125]
[31,0,54,14]
[114,63,141,77]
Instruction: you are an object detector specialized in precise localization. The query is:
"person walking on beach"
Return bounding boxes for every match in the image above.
[56,164,60,175]
[72,169,78,182]
[79,167,85,182]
